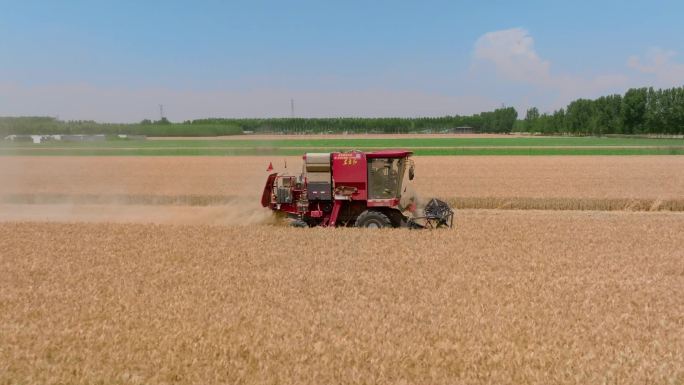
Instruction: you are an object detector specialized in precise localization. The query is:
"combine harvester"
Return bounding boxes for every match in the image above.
[261,150,453,228]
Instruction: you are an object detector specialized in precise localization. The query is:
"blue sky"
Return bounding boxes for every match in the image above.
[1,0,683,122]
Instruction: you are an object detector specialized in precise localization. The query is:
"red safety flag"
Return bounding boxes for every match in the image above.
[266,162,274,172]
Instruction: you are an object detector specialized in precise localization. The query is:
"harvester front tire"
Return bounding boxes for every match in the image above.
[355,210,392,228]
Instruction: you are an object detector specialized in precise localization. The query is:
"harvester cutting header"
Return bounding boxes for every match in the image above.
[261,150,453,228]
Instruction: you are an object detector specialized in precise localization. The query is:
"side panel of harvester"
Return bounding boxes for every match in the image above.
[303,153,332,201]
[331,152,367,200]
[325,151,365,226]
[261,173,278,207]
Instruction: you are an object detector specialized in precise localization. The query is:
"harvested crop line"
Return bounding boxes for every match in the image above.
[0,192,239,206]
[448,196,684,212]
[3,193,684,212]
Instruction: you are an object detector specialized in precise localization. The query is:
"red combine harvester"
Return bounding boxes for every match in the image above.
[261,150,453,228]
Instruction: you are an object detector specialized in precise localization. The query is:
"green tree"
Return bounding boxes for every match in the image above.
[622,88,648,134]
[565,99,594,134]
[524,107,540,132]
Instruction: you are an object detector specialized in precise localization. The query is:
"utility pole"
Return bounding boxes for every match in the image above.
[290,98,295,118]
[159,104,165,120]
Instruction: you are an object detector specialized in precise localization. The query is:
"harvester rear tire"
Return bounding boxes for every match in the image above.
[355,210,392,228]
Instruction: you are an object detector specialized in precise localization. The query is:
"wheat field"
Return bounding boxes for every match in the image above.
[2,156,684,215]
[2,156,684,199]
[1,210,683,384]
[1,155,684,384]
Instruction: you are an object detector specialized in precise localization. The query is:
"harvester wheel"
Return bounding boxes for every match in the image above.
[355,210,392,228]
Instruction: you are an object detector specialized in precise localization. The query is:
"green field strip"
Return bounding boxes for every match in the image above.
[3,147,684,156]
[2,136,684,149]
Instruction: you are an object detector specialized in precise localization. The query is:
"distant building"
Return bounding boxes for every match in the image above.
[5,134,144,143]
[61,135,107,142]
[4,135,34,142]
[117,134,147,140]
[452,126,476,134]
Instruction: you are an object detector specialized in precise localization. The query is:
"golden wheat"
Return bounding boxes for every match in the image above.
[2,156,683,200]
[1,210,682,384]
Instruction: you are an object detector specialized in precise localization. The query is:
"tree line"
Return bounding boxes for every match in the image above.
[189,107,517,134]
[2,85,682,137]
[0,117,242,137]
[522,86,684,135]
[0,107,518,137]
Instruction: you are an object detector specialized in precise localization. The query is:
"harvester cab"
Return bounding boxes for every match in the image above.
[261,150,453,228]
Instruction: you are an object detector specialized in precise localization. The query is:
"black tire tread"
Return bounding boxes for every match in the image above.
[354,210,392,228]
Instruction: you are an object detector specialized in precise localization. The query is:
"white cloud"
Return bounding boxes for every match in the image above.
[627,48,684,86]
[474,28,552,84]
[472,28,627,110]
[0,83,498,122]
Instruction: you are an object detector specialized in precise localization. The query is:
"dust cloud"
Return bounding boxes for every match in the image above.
[0,199,279,226]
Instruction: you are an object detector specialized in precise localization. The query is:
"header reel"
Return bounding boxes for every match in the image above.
[407,198,454,229]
